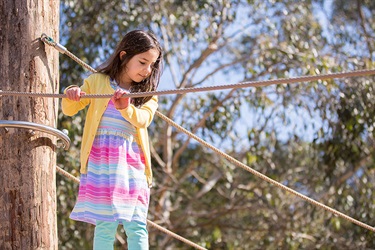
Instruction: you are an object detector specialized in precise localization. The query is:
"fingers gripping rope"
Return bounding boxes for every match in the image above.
[40,34,375,235]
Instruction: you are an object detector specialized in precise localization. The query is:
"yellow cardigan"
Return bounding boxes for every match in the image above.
[61,73,158,187]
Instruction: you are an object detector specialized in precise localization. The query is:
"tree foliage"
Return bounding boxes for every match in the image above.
[57,0,375,249]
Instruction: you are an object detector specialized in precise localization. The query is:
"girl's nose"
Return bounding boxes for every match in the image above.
[144,65,152,75]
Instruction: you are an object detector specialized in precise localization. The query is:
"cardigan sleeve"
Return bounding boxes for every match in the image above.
[118,96,158,129]
[61,79,92,116]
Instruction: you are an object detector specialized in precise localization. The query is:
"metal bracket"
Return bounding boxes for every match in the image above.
[0,120,70,150]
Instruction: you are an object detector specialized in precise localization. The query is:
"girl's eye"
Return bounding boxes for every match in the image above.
[139,61,146,65]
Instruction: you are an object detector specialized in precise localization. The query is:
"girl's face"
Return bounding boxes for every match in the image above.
[119,49,159,86]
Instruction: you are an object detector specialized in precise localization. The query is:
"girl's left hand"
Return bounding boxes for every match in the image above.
[112,89,130,110]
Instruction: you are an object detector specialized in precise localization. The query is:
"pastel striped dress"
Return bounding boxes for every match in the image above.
[70,85,150,225]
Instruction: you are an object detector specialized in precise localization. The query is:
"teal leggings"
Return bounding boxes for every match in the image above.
[93,220,149,250]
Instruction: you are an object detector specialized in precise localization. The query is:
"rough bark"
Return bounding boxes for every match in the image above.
[0,0,60,249]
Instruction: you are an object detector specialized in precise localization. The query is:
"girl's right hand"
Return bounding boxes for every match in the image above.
[65,87,86,101]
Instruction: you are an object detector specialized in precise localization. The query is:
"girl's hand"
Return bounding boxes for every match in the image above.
[112,89,130,110]
[65,87,85,101]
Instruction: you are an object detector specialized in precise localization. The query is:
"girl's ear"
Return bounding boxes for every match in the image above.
[119,51,126,60]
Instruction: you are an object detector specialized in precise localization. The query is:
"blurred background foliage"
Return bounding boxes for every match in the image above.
[56,0,375,249]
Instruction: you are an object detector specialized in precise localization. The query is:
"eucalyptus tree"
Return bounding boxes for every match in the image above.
[0,1,60,249]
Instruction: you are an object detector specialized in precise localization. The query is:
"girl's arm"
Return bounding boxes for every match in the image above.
[61,83,91,116]
[117,96,158,129]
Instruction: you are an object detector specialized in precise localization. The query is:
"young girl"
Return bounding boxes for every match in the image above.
[62,30,163,250]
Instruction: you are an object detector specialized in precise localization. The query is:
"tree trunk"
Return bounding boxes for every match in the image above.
[0,0,60,249]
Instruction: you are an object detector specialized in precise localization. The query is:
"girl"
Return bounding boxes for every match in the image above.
[62,30,163,250]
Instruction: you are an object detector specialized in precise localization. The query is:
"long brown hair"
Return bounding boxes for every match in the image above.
[97,30,163,107]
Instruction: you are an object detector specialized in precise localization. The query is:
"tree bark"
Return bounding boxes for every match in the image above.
[0,0,60,249]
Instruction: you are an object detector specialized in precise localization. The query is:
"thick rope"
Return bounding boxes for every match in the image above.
[55,165,80,183]
[41,33,97,72]
[41,34,375,233]
[55,165,207,250]
[156,111,375,232]
[2,68,375,99]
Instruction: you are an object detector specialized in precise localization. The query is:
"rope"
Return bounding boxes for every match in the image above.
[156,111,375,232]
[146,220,207,250]
[55,165,207,250]
[40,34,375,233]
[55,165,80,183]
[41,33,97,72]
[2,68,375,99]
